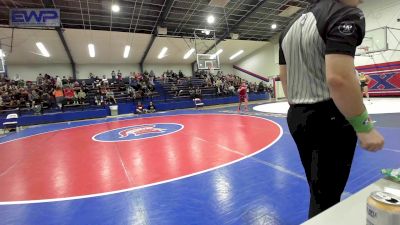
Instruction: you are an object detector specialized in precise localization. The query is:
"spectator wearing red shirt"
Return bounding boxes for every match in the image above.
[63,86,75,104]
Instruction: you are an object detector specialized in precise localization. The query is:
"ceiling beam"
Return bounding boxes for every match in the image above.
[42,0,76,78]
[56,28,76,79]
[139,0,174,72]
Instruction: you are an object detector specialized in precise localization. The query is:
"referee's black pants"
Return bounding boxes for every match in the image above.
[287,99,357,219]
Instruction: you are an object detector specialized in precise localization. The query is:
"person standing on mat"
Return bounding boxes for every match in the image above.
[278,0,384,218]
[237,82,248,112]
[358,72,371,101]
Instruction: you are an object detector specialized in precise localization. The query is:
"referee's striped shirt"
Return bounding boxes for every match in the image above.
[279,0,365,104]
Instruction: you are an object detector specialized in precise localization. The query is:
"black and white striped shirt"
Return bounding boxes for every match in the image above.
[279,0,365,104]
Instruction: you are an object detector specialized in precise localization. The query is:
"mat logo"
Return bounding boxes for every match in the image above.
[118,125,166,138]
[92,123,184,142]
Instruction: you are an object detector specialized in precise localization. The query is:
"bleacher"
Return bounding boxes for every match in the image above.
[0,77,161,117]
[0,71,271,127]
[159,77,217,100]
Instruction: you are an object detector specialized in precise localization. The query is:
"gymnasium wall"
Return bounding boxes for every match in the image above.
[76,64,140,79]
[233,44,278,83]
[356,0,400,66]
[7,63,141,80]
[7,64,72,81]
[143,64,191,77]
[7,63,234,81]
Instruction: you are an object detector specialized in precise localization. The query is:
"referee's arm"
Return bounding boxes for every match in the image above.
[325,11,383,151]
[279,66,288,99]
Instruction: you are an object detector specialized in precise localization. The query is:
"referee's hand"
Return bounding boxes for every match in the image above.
[357,129,384,152]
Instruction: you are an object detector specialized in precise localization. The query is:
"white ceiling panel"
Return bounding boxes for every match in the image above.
[64,29,151,64]
[0,28,69,64]
[145,37,268,64]
[1,28,268,66]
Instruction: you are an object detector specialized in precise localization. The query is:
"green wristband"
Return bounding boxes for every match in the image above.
[347,110,374,133]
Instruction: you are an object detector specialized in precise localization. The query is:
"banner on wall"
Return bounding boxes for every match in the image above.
[357,61,400,96]
[9,8,60,27]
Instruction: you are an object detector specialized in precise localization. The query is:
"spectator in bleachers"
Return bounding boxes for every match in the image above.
[117,70,122,81]
[126,85,136,99]
[162,73,168,84]
[81,80,88,92]
[136,89,143,100]
[56,76,62,88]
[129,72,134,85]
[62,76,69,86]
[30,90,40,107]
[177,77,183,85]
[9,99,18,108]
[147,101,156,113]
[188,78,193,89]
[63,86,75,104]
[258,82,265,92]
[228,83,236,95]
[189,87,196,99]
[94,94,104,106]
[206,77,212,87]
[94,76,101,87]
[111,71,116,81]
[41,92,51,109]
[149,70,155,85]
[77,89,87,104]
[102,75,109,85]
[195,86,202,99]
[135,72,143,81]
[53,87,64,110]
[100,85,107,95]
[140,81,148,92]
[37,74,44,85]
[69,76,76,83]
[171,83,179,96]
[73,81,80,91]
[216,84,222,96]
[106,89,117,105]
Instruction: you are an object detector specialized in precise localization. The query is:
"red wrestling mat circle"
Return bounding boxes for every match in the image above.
[0,114,282,203]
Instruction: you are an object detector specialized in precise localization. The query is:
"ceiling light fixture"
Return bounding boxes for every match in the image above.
[111,4,120,13]
[183,48,195,59]
[88,43,95,58]
[210,49,223,59]
[207,15,215,24]
[271,24,277,29]
[123,45,131,58]
[36,42,50,57]
[229,50,244,60]
[158,47,168,59]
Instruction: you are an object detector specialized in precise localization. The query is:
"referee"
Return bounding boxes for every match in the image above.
[279,0,384,218]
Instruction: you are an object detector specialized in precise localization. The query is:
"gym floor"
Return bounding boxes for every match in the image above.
[0,99,399,225]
